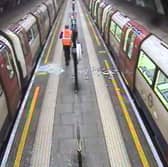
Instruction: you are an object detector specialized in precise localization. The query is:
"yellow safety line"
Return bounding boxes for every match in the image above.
[98,50,106,54]
[44,21,59,64]
[104,60,150,167]
[36,72,48,76]
[86,15,101,46]
[13,86,40,167]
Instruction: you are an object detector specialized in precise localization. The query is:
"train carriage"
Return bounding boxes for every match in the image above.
[85,0,168,164]
[0,0,64,153]
[0,40,21,115]
[18,14,41,64]
[7,24,33,79]
[0,40,21,148]
[134,36,168,163]
[1,23,34,87]
[108,12,130,66]
[0,31,26,88]
[104,7,117,44]
[32,4,50,46]
[119,21,150,89]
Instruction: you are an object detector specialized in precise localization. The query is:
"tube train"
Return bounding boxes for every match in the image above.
[0,0,64,150]
[84,0,168,164]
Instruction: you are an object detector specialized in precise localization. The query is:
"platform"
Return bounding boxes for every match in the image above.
[1,0,162,167]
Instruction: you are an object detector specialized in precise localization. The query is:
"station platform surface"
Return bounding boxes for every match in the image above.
[1,0,162,167]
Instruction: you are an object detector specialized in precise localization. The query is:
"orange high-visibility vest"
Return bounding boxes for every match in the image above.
[62,29,72,46]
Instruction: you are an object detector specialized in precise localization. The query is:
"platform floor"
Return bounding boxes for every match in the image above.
[1,0,161,167]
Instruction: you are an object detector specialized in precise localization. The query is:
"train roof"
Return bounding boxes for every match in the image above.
[18,14,36,31]
[141,35,168,74]
[37,3,48,12]
[99,1,106,7]
[112,11,130,28]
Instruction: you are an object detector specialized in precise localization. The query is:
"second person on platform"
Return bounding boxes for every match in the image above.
[59,25,72,66]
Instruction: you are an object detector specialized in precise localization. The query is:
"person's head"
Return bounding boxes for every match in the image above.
[65,25,69,29]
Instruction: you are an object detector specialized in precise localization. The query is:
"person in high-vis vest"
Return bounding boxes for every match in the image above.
[59,25,72,66]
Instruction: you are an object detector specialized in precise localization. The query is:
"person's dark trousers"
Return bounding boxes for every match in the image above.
[63,45,71,65]
[72,30,78,47]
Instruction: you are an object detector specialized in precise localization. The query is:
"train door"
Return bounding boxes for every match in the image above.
[39,4,50,37]
[0,42,21,117]
[102,5,111,35]
[104,10,116,44]
[11,25,33,78]
[119,26,138,89]
[97,2,105,31]
[119,22,151,90]
[94,0,100,23]
[0,81,8,133]
[26,22,41,63]
[31,11,44,46]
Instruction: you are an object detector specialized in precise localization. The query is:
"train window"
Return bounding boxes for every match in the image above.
[123,28,132,52]
[138,51,156,85]
[32,23,38,39]
[40,12,46,23]
[154,71,168,109]
[110,20,116,35]
[27,24,38,44]
[27,29,33,43]
[4,49,15,79]
[127,33,136,59]
[115,26,122,42]
[43,11,48,22]
[18,32,28,57]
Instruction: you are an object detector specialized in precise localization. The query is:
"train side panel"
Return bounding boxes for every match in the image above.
[134,35,168,163]
[44,0,56,25]
[32,5,50,46]
[119,21,150,89]
[93,0,100,23]
[52,0,58,14]
[8,24,33,80]
[108,12,130,67]
[97,2,106,32]
[101,5,112,36]
[18,14,41,64]
[104,9,116,45]
[0,41,21,116]
[0,81,8,132]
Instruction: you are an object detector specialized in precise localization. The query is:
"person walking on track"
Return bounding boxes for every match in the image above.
[59,25,72,66]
